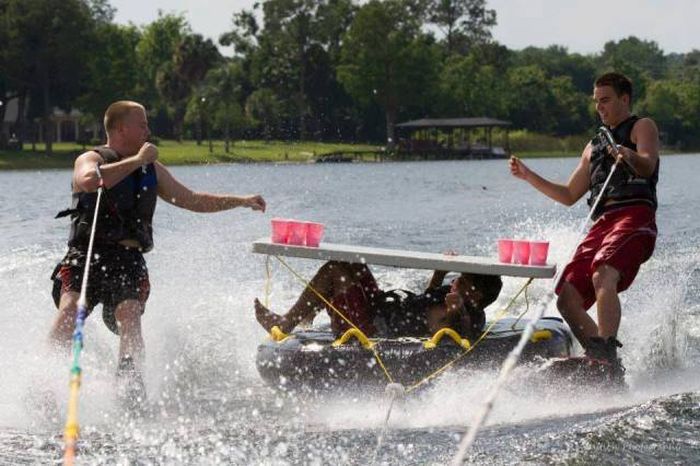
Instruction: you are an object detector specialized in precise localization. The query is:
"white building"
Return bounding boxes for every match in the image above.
[2,96,100,144]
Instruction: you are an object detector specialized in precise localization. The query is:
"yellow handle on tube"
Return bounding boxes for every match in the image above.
[269,325,289,342]
[332,328,374,349]
[424,328,472,350]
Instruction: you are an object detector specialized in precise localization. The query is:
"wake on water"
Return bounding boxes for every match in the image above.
[5,231,699,464]
[1,161,699,464]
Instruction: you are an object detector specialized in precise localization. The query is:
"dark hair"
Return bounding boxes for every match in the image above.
[462,273,503,307]
[595,72,633,105]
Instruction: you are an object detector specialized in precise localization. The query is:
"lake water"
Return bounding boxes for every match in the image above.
[1,155,699,464]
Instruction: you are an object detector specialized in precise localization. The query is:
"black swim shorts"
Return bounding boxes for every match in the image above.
[51,245,150,334]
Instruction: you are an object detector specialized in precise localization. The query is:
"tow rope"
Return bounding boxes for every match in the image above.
[450,126,624,464]
[62,165,104,465]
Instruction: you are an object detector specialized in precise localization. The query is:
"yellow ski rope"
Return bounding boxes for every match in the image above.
[63,167,105,465]
[264,255,272,308]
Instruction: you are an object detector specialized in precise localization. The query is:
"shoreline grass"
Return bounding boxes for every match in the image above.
[0,140,383,170]
[0,140,694,170]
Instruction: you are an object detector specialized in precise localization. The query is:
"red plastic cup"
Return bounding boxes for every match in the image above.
[497,239,514,263]
[529,241,550,265]
[513,240,531,265]
[271,218,290,244]
[305,222,325,247]
[287,221,308,245]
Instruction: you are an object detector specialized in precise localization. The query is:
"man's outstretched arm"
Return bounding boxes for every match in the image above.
[155,162,266,213]
[509,146,591,207]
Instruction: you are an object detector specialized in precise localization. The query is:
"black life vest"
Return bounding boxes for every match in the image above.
[56,146,158,252]
[587,115,659,218]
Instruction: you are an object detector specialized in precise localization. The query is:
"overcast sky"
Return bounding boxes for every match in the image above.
[111,0,699,55]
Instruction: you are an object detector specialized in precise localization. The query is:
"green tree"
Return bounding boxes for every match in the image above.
[155,33,221,141]
[201,61,247,152]
[0,0,98,155]
[639,79,700,147]
[246,88,283,141]
[85,0,115,23]
[222,0,358,140]
[437,54,508,117]
[549,75,591,135]
[506,65,557,132]
[428,0,496,55]
[135,12,190,129]
[514,45,596,93]
[600,36,667,80]
[338,0,440,146]
[76,23,142,137]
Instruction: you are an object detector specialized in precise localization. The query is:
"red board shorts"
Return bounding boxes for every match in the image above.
[51,245,150,334]
[556,204,657,310]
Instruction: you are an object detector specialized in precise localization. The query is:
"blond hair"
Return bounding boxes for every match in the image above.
[103,101,145,134]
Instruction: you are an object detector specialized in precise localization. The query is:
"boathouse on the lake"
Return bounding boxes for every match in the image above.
[394,117,511,160]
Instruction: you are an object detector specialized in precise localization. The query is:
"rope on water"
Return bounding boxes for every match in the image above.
[369,383,405,465]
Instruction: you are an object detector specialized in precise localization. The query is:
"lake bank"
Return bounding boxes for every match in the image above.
[0,140,383,170]
[0,139,690,170]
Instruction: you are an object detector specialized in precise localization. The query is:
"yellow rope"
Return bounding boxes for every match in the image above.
[63,372,81,465]
[264,255,272,308]
[509,280,531,330]
[267,256,536,390]
[272,256,395,383]
[405,277,534,393]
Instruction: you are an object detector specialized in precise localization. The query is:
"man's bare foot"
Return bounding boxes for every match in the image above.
[254,298,286,332]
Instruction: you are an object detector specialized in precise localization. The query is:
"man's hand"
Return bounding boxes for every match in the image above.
[445,291,465,313]
[243,195,266,212]
[137,143,159,165]
[615,144,630,164]
[509,155,532,181]
[612,145,641,175]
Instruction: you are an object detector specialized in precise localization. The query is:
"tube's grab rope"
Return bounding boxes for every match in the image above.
[263,255,272,308]
[63,170,104,465]
[269,256,535,392]
[272,255,395,383]
[266,257,536,464]
[405,277,533,393]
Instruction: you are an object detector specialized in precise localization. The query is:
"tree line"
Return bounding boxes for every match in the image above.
[1,0,699,155]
